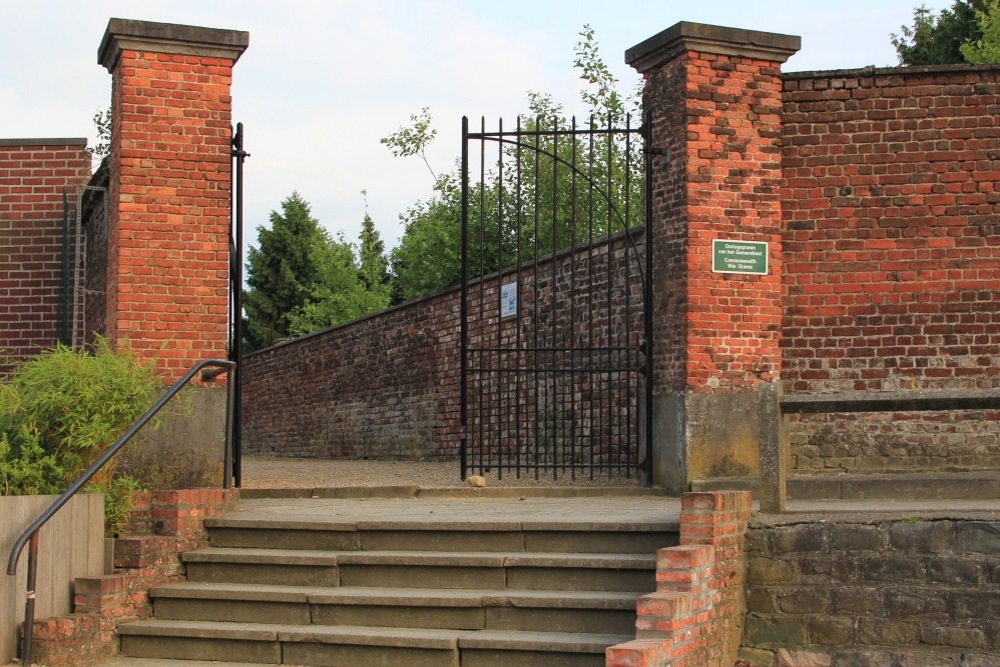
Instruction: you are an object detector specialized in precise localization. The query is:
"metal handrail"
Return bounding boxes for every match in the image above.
[6,357,235,665]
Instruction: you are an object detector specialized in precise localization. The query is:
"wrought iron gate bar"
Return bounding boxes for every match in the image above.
[460,113,651,482]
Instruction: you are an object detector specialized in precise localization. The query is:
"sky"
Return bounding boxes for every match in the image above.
[1,0,949,254]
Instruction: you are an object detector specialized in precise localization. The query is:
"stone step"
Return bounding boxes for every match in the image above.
[119,620,628,667]
[151,583,640,634]
[182,548,657,591]
[205,515,679,554]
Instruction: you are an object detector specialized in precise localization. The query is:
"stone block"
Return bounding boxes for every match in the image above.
[956,523,1000,553]
[744,614,806,646]
[829,524,885,551]
[776,648,832,667]
[889,521,955,553]
[777,589,831,614]
[925,557,981,585]
[747,558,799,584]
[947,591,1000,619]
[856,617,919,645]
[885,589,947,617]
[746,589,775,613]
[833,587,882,614]
[857,555,923,582]
[830,648,893,667]
[919,625,986,649]
[805,616,854,645]
[772,524,828,553]
[738,646,775,666]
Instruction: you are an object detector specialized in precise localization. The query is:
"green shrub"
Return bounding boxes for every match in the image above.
[0,339,160,535]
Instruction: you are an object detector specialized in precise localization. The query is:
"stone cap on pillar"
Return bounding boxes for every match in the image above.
[98,18,249,71]
[626,21,800,73]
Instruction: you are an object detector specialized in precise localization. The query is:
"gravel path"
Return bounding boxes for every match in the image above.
[241,456,644,489]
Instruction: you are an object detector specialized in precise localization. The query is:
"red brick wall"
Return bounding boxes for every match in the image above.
[106,49,235,380]
[0,139,91,366]
[781,64,1000,473]
[607,490,753,667]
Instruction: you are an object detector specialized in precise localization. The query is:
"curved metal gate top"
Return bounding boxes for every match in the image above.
[460,114,652,481]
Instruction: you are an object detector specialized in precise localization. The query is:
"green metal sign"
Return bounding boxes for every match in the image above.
[712,239,768,275]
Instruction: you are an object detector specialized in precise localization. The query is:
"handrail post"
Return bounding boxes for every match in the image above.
[222,368,235,490]
[20,531,39,665]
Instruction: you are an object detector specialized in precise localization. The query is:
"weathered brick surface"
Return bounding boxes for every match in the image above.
[781,65,1000,474]
[608,490,754,667]
[0,139,92,368]
[742,517,1000,665]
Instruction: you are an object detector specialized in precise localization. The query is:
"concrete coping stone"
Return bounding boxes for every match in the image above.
[503,553,655,569]
[182,547,339,566]
[626,20,800,73]
[239,486,667,500]
[354,520,523,531]
[205,517,360,531]
[524,521,679,532]
[336,551,506,567]
[457,629,632,652]
[151,583,312,603]
[118,620,277,641]
[0,137,88,147]
[277,625,459,649]
[99,17,249,70]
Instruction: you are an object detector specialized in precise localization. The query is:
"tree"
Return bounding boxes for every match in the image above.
[892,1,992,65]
[384,25,642,303]
[243,192,329,350]
[357,191,391,302]
[244,192,393,349]
[960,1,1000,61]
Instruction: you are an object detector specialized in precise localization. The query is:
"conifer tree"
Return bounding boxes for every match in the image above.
[243,192,327,351]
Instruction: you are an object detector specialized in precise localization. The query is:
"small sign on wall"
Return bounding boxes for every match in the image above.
[500,281,517,319]
[712,239,768,275]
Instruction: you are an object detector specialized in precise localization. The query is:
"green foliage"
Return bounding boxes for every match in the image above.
[385,25,643,303]
[960,1,1000,61]
[85,108,112,167]
[357,193,391,303]
[0,431,65,496]
[0,340,158,535]
[892,1,990,64]
[245,191,392,346]
[243,192,328,350]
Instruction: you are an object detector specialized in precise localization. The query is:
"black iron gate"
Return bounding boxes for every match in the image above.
[460,114,652,481]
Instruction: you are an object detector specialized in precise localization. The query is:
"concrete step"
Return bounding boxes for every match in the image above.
[692,471,1000,500]
[119,620,628,667]
[151,583,640,634]
[182,548,657,591]
[205,515,679,554]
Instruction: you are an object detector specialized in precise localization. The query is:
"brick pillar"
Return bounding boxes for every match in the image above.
[626,23,799,491]
[98,19,248,380]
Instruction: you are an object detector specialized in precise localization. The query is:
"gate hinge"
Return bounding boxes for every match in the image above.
[644,146,665,156]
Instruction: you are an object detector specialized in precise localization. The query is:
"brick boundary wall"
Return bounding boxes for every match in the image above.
[26,489,238,666]
[0,138,92,369]
[780,64,1000,475]
[241,230,644,461]
[741,513,1000,665]
[606,490,753,667]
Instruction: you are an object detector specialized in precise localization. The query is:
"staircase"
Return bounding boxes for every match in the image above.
[116,492,680,666]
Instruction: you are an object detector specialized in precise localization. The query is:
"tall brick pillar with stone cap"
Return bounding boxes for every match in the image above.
[626,23,799,492]
[98,18,248,380]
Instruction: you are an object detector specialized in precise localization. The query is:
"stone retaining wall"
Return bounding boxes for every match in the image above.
[742,514,1000,665]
